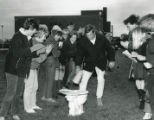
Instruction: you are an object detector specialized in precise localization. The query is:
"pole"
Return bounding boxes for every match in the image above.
[1,25,4,48]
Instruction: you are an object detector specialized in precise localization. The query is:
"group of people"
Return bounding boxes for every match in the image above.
[0,18,115,120]
[120,14,154,120]
[0,13,154,120]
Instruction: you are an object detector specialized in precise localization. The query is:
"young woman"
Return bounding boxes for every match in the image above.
[23,25,53,113]
[132,25,154,120]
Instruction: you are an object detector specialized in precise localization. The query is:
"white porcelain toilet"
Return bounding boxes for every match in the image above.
[59,89,88,116]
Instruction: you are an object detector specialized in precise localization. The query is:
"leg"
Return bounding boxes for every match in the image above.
[62,62,69,88]
[95,67,105,106]
[11,76,25,116]
[23,70,35,113]
[79,70,92,91]
[31,70,41,109]
[0,73,18,117]
[143,90,152,120]
[46,57,57,102]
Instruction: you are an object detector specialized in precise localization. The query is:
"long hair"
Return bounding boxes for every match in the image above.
[139,14,154,32]
[132,27,147,50]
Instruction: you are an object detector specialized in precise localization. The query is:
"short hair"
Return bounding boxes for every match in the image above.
[139,14,154,32]
[67,22,75,26]
[85,24,96,34]
[23,18,39,30]
[62,29,70,35]
[123,14,139,25]
[39,24,49,36]
[51,30,62,36]
[68,31,78,39]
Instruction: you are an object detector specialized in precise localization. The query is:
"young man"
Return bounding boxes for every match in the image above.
[0,18,43,120]
[61,31,78,88]
[41,28,62,102]
[75,24,115,106]
[120,14,139,81]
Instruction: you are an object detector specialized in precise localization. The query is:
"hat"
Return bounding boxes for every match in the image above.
[52,25,62,31]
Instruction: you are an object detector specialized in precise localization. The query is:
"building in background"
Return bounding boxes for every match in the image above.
[15,7,112,34]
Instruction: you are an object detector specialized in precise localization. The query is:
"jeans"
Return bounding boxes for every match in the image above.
[0,73,24,116]
[42,56,57,98]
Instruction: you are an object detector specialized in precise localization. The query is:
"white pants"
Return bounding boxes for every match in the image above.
[24,69,38,111]
[79,67,105,98]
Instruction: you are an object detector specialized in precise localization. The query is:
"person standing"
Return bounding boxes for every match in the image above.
[0,18,42,120]
[23,26,53,113]
[75,24,115,106]
[41,27,62,102]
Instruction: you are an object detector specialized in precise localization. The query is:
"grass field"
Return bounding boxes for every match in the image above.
[0,50,148,120]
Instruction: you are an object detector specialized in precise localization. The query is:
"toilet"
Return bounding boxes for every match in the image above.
[59,89,88,116]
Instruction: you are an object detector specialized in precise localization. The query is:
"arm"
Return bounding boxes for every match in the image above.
[32,54,47,63]
[104,37,115,62]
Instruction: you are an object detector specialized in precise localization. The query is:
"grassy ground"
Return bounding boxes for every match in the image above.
[0,50,146,120]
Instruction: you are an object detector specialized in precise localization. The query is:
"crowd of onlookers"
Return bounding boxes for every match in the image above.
[0,13,154,120]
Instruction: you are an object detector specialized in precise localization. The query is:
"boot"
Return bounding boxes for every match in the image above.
[139,90,145,110]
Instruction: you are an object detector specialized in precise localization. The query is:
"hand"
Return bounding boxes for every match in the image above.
[130,58,137,63]
[59,41,63,48]
[131,51,138,58]
[37,47,46,55]
[144,62,153,69]
[46,44,54,54]
[108,61,115,69]
[30,44,45,52]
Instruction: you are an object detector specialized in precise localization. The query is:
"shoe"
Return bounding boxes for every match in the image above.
[25,109,36,113]
[97,98,103,107]
[32,106,42,110]
[12,115,20,120]
[143,113,152,120]
[0,116,5,120]
[46,98,57,103]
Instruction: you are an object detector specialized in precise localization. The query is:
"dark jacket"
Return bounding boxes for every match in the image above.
[75,33,115,72]
[5,31,37,78]
[146,35,154,70]
[61,39,77,63]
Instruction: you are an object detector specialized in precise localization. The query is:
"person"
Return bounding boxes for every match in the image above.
[120,15,147,110]
[67,22,75,33]
[138,14,154,120]
[0,18,42,120]
[23,25,53,113]
[61,31,78,88]
[41,26,62,102]
[75,24,115,106]
[131,27,148,110]
[120,14,139,81]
